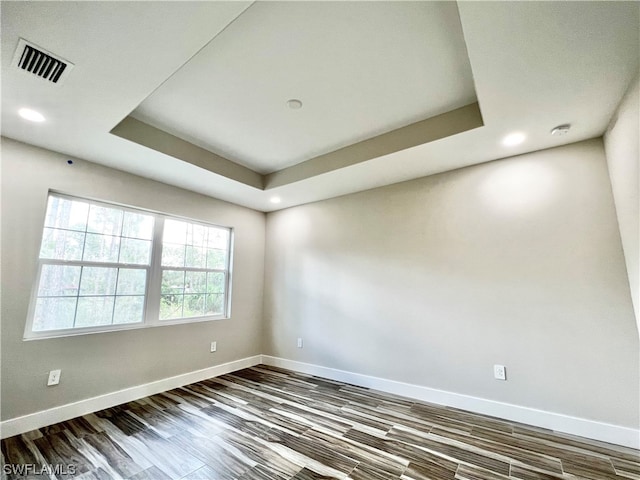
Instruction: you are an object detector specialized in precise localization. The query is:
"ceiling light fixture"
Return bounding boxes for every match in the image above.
[550,124,571,136]
[502,132,526,147]
[286,99,303,110]
[18,107,45,123]
[270,196,281,204]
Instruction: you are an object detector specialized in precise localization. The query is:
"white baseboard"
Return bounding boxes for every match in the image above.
[0,355,261,439]
[261,355,640,449]
[3,354,637,449]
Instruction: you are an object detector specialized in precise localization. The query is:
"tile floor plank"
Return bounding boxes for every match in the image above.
[1,366,636,480]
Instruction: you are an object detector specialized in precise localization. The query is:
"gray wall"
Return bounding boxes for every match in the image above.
[604,74,639,334]
[264,139,639,428]
[1,138,265,420]
[3,134,639,431]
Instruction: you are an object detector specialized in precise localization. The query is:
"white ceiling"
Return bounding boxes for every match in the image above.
[1,1,638,213]
[131,1,476,174]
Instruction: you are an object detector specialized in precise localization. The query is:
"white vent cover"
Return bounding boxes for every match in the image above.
[11,38,74,84]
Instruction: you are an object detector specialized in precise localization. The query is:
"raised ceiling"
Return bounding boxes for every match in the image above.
[131,1,477,174]
[1,1,638,212]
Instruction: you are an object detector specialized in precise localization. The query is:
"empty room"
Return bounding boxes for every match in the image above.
[1,1,639,479]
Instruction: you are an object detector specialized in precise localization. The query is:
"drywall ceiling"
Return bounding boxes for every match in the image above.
[1,1,638,212]
[131,1,477,174]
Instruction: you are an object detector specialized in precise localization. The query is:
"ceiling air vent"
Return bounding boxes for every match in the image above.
[11,38,74,84]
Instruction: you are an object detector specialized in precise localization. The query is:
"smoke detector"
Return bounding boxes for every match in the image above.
[286,99,303,110]
[550,124,571,136]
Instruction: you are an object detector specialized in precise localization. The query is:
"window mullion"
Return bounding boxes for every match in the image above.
[38,258,149,269]
[145,216,164,324]
[225,229,234,318]
[162,266,227,273]
[26,193,232,340]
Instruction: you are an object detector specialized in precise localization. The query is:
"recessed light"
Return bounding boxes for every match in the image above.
[286,99,303,110]
[502,132,526,147]
[550,124,571,136]
[270,196,281,204]
[18,108,45,123]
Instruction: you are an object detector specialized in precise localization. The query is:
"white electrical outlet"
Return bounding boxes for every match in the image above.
[494,364,507,381]
[297,338,303,348]
[210,341,217,352]
[47,369,61,386]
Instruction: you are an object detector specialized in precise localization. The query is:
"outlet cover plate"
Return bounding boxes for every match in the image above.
[47,369,61,386]
[494,364,506,381]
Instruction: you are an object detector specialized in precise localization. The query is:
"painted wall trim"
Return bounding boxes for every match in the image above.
[3,354,637,449]
[110,117,264,189]
[261,356,640,449]
[0,355,262,439]
[264,102,483,189]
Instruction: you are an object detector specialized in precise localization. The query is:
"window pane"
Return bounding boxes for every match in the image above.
[187,223,207,247]
[207,227,229,249]
[206,248,226,269]
[119,238,151,265]
[33,297,77,331]
[161,270,184,294]
[79,267,118,296]
[163,219,187,244]
[160,295,183,320]
[161,243,185,267]
[206,294,224,316]
[40,228,85,261]
[30,194,233,337]
[184,294,206,318]
[45,197,89,232]
[87,205,123,236]
[185,271,207,294]
[185,246,206,268]
[113,296,144,324]
[38,265,81,297]
[207,272,225,294]
[122,212,154,240]
[116,269,147,295]
[83,233,120,263]
[76,297,114,327]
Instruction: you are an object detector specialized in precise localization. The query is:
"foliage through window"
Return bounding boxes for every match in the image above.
[160,219,229,320]
[26,194,232,339]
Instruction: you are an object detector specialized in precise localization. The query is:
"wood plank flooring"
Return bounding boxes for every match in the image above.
[2,365,638,480]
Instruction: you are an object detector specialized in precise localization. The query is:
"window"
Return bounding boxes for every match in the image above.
[160,219,229,320]
[25,194,233,339]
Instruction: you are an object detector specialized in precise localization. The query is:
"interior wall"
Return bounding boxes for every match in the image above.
[604,74,639,334]
[264,139,639,428]
[0,138,265,421]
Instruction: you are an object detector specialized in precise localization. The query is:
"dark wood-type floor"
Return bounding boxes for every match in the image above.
[2,365,638,480]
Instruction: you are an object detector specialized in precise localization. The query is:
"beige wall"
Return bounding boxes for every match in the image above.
[0,138,265,420]
[264,139,639,427]
[2,133,638,431]
[604,75,639,334]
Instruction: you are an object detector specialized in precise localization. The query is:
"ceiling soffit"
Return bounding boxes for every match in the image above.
[5,2,635,211]
[115,1,482,190]
[112,103,483,190]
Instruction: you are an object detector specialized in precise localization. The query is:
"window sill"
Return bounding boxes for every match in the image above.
[23,314,230,341]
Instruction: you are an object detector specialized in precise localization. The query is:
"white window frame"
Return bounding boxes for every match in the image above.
[24,193,233,340]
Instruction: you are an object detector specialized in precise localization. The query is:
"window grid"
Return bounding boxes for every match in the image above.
[159,218,230,321]
[33,261,150,331]
[78,202,90,261]
[26,194,233,339]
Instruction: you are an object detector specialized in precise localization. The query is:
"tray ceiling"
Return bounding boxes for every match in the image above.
[130,1,477,174]
[1,1,638,211]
